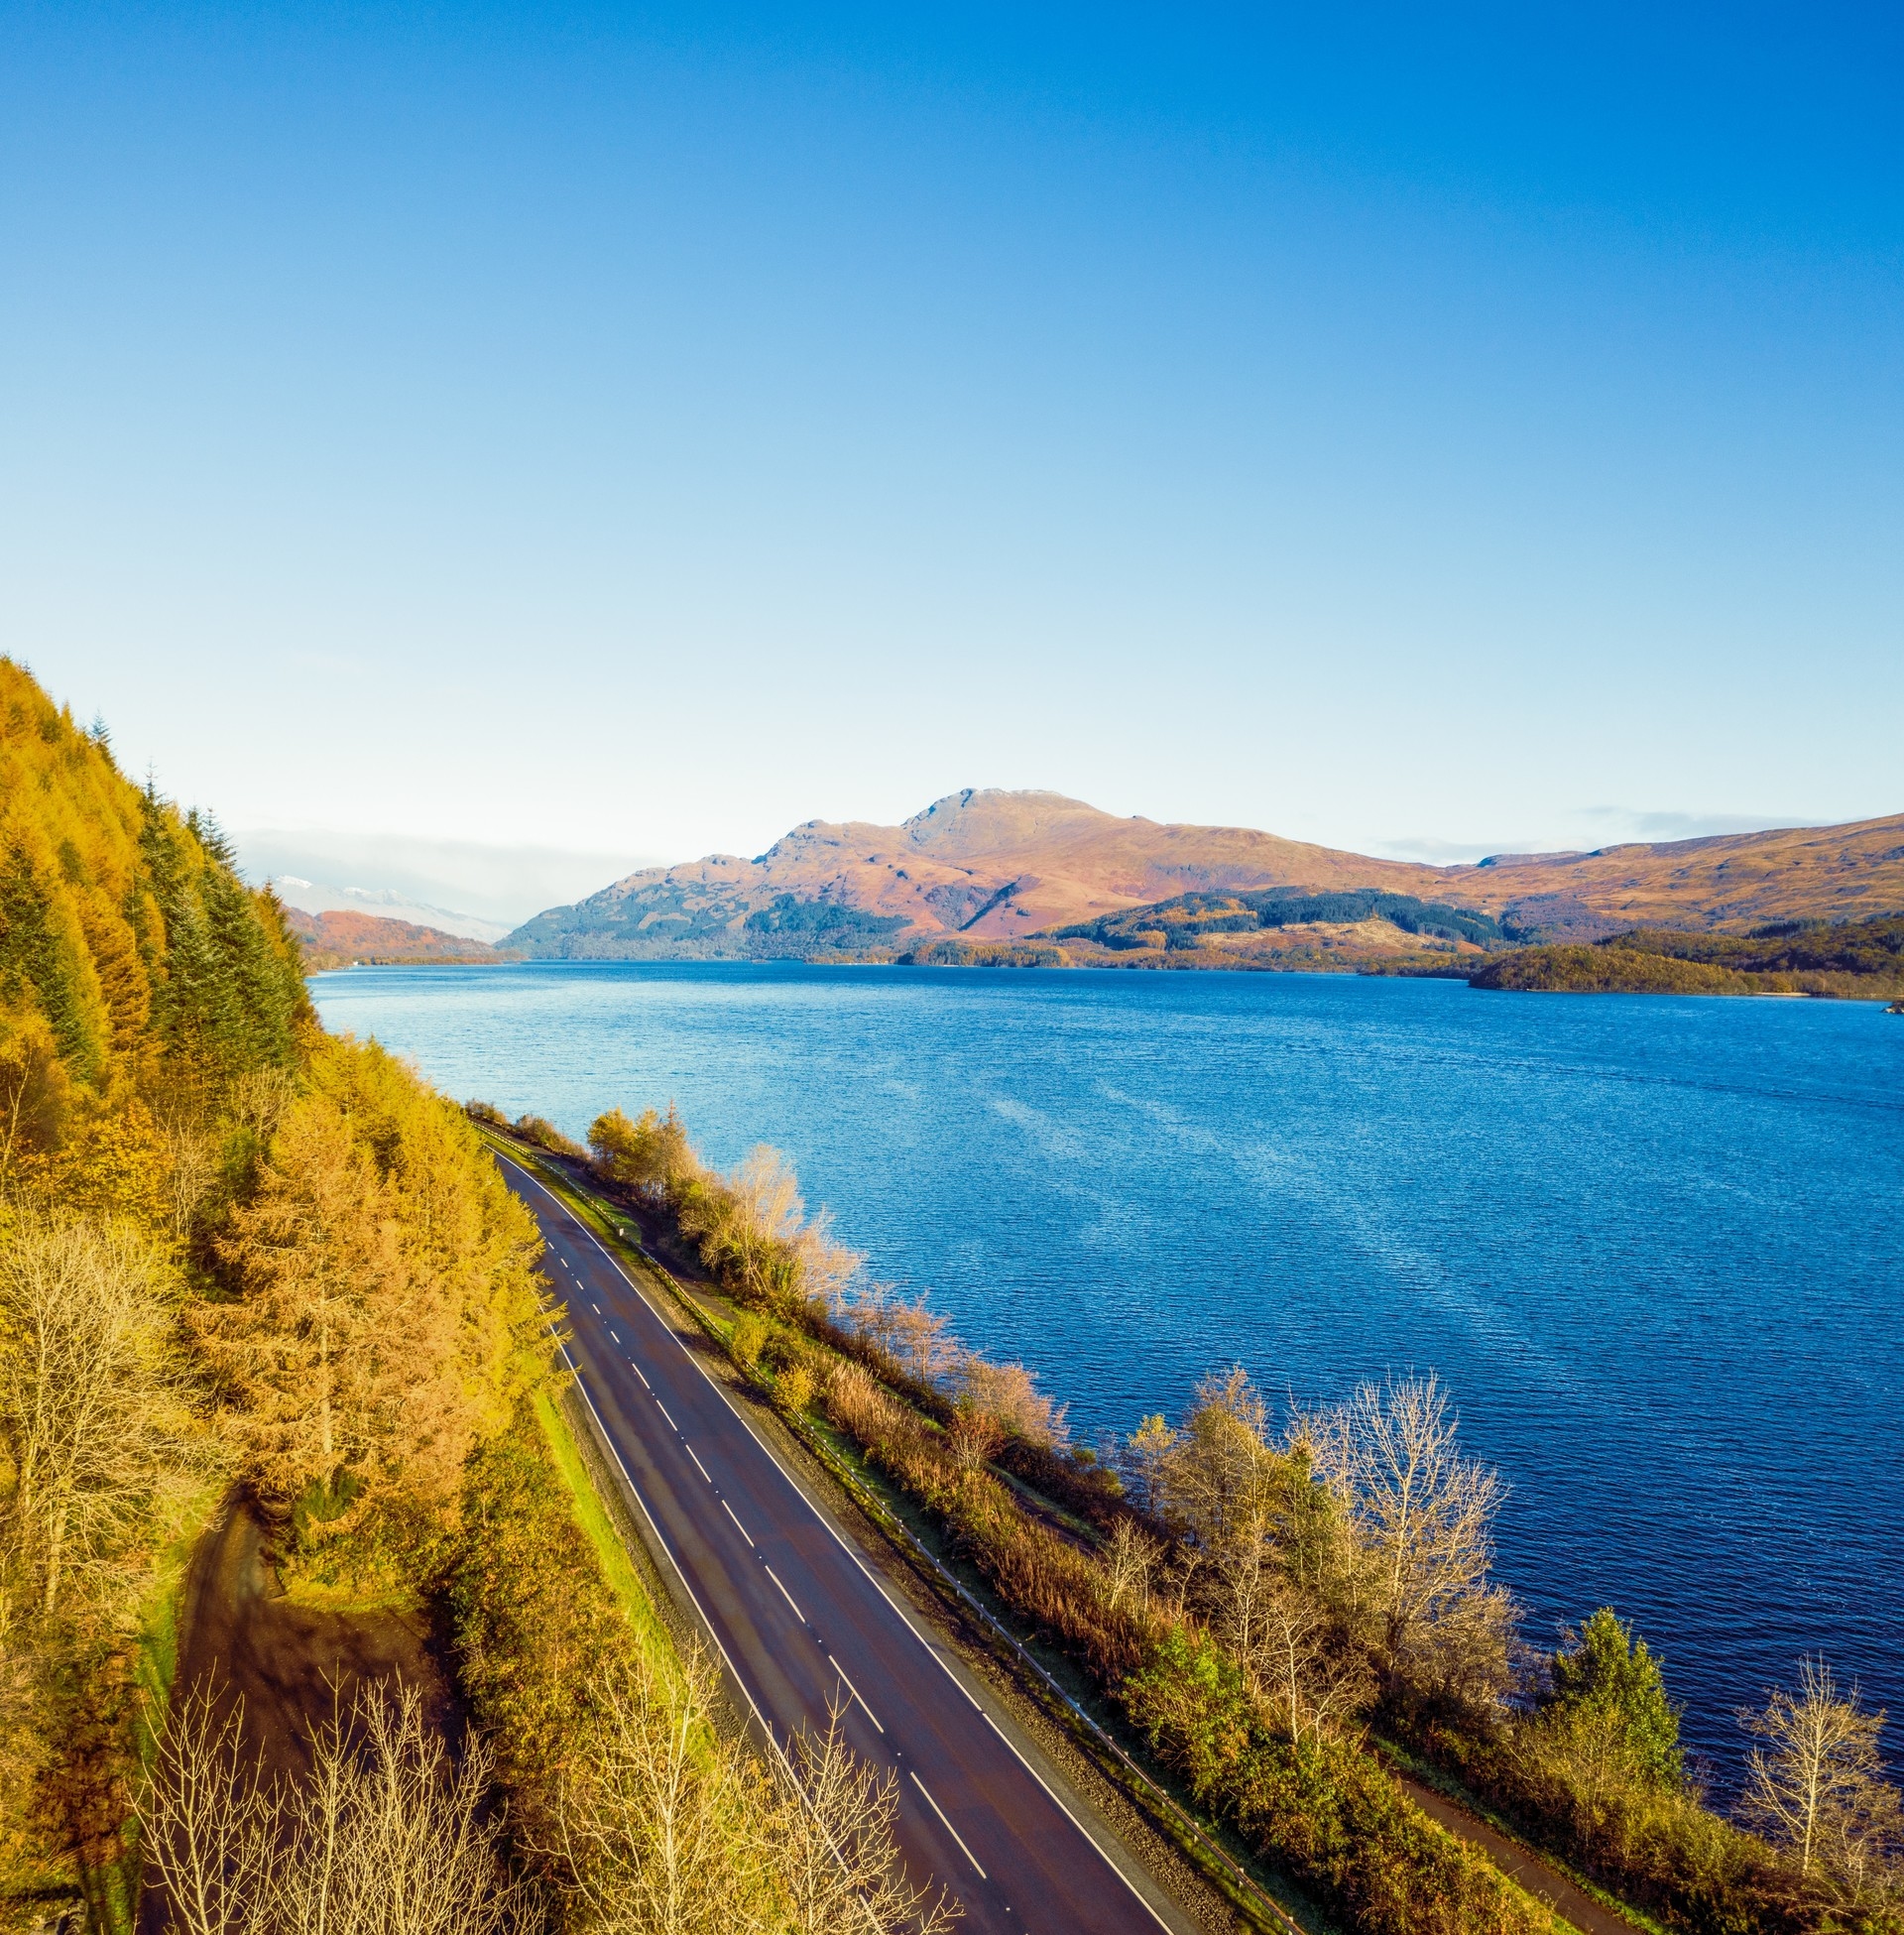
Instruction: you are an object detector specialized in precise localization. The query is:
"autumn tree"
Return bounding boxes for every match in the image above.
[198,1039,545,1530]
[1155,1367,1281,1550]
[1118,1414,1175,1518]
[588,1104,692,1200]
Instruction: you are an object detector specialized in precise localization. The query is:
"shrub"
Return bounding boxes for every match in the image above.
[515,1114,587,1159]
[774,1362,814,1418]
[730,1311,768,1369]
[1126,1630,1549,1935]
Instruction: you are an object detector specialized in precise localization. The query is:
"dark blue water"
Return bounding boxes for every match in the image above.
[311,962,1904,1779]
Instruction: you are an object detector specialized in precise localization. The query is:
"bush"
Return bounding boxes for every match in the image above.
[774,1362,815,1418]
[730,1311,768,1369]
[1126,1630,1548,1935]
[442,1408,640,1853]
[515,1114,588,1158]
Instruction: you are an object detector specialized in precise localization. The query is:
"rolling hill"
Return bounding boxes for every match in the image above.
[504,789,1904,961]
[284,906,510,968]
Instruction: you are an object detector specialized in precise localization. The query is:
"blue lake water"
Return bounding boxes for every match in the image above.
[311,962,1904,1781]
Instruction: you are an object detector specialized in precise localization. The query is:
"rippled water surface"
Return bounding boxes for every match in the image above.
[312,962,1903,1776]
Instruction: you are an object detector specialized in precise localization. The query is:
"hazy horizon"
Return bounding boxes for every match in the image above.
[233,786,1861,934]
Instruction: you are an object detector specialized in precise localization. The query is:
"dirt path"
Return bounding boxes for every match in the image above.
[170,1493,460,1784]
[1389,1768,1643,1935]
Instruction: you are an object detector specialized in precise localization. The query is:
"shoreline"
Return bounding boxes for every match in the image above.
[309,952,1904,1001]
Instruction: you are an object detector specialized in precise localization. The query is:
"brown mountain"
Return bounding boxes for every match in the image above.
[505,790,1904,961]
[285,907,507,968]
[507,788,1458,957]
[1456,815,1904,934]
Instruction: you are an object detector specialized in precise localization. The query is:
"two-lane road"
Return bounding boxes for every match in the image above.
[499,1156,1181,1935]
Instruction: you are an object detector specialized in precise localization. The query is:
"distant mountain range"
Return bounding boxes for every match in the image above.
[497,788,1904,960]
[284,907,511,969]
[272,875,515,943]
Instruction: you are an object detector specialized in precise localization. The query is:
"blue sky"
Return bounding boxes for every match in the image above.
[3,2,1899,913]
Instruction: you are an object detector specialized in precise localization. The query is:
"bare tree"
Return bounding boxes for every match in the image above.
[775,1700,961,1935]
[143,1677,526,1935]
[880,1298,959,1391]
[140,1681,273,1935]
[278,1682,525,1935]
[787,1219,863,1316]
[1740,1658,1903,1901]
[680,1148,807,1307]
[1252,1585,1374,1744]
[1098,1519,1161,1615]
[944,1406,1004,1477]
[547,1647,769,1935]
[158,1120,223,1248]
[0,1216,215,1617]
[1306,1374,1507,1676]
[948,1360,1066,1449]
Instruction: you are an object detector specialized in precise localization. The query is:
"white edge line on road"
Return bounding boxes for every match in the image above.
[508,1158,1171,1935]
[909,1770,988,1880]
[722,1499,755,1546]
[828,1655,884,1734]
[535,1327,792,1784]
[687,1444,713,1484]
[559,1185,1174,1931]
[764,1563,807,1625]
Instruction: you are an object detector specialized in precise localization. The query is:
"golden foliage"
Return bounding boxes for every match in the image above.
[198,1037,547,1536]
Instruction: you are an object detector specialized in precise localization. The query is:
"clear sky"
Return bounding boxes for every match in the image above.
[4,2,1900,913]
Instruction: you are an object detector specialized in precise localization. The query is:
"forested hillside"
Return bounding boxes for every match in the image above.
[283,906,507,968]
[0,659,317,1917]
[1470,913,1904,997]
[0,663,959,1935]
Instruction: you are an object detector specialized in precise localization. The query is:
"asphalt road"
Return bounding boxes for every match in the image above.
[498,1156,1182,1935]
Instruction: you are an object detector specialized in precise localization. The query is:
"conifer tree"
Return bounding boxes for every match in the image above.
[1543,1607,1684,1791]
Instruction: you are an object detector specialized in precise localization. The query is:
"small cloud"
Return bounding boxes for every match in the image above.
[1367,836,1509,865]
[1575,806,1820,843]
[1368,805,1827,869]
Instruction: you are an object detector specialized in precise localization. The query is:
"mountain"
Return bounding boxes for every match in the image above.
[505,788,1461,957]
[505,790,1904,961]
[271,875,515,944]
[1464,815,1904,935]
[283,907,509,968]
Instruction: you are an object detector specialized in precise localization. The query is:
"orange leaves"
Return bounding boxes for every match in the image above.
[198,1037,549,1533]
